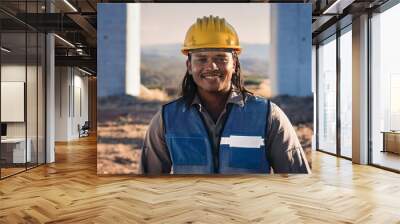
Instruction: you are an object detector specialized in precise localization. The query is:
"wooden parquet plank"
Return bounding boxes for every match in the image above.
[1,135,400,223]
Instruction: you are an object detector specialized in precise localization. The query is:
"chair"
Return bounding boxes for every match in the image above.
[78,121,90,138]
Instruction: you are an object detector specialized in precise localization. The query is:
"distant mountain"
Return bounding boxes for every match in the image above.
[140,43,270,89]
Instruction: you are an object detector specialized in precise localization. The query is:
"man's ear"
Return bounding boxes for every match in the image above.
[232,54,237,72]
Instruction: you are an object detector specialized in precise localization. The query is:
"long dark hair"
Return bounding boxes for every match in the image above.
[180,51,253,106]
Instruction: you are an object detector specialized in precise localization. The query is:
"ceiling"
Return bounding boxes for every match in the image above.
[0,0,97,74]
[311,0,391,43]
[0,0,394,75]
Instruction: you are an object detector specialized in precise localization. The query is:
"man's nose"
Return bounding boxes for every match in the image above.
[204,59,218,71]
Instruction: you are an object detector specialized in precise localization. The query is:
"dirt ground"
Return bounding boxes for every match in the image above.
[97,84,313,174]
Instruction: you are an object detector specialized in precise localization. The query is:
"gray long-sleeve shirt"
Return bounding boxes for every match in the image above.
[139,89,310,174]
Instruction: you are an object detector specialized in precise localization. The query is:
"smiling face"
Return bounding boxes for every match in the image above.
[187,49,237,94]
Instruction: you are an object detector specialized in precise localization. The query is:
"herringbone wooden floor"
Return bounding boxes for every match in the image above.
[1,135,400,224]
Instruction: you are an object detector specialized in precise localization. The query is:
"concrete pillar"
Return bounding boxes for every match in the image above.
[54,67,71,141]
[98,3,141,97]
[270,3,312,97]
[352,14,369,164]
[46,26,55,163]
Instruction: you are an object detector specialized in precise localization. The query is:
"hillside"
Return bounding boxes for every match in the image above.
[140,43,270,89]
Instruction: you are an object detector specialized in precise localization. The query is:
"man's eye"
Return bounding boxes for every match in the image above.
[196,58,207,63]
[215,58,228,63]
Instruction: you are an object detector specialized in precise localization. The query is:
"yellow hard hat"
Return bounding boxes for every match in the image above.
[181,15,241,55]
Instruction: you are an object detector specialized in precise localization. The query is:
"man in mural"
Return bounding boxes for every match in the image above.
[140,15,310,174]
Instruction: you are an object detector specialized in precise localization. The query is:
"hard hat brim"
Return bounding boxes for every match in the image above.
[181,46,242,55]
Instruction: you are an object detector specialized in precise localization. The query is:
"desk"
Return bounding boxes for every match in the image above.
[1,138,31,163]
[382,131,400,154]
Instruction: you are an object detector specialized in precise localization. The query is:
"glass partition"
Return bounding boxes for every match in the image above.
[1,31,28,177]
[0,1,46,179]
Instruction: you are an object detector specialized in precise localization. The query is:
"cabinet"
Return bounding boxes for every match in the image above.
[382,131,400,154]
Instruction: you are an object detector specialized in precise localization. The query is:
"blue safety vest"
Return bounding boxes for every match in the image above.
[162,95,270,174]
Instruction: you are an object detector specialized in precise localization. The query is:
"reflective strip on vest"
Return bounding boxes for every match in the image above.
[220,135,264,148]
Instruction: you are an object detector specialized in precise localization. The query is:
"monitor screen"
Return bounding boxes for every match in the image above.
[1,123,7,137]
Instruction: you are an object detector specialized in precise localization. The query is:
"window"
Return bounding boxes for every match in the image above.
[317,35,337,154]
[370,3,400,171]
[339,27,352,158]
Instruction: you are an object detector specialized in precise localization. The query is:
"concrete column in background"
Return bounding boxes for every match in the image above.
[126,4,141,96]
[98,3,141,97]
[270,3,312,97]
[352,14,369,165]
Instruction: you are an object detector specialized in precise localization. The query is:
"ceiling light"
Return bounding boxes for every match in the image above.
[322,0,354,15]
[63,0,78,12]
[78,67,92,76]
[76,48,85,55]
[54,34,75,48]
[1,47,11,53]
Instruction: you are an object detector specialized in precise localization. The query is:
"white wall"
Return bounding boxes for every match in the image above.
[55,67,89,141]
[72,73,89,138]
[55,67,69,141]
